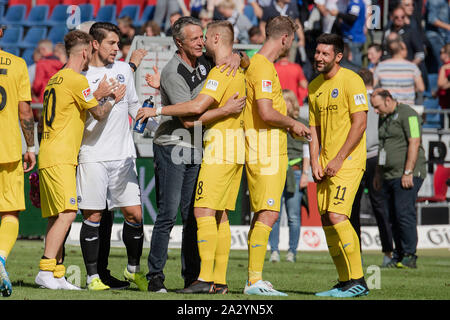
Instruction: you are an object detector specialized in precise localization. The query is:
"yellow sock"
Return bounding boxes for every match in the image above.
[54,264,66,278]
[333,220,364,280]
[323,225,351,282]
[0,215,19,259]
[248,221,271,285]
[214,220,231,285]
[196,216,217,282]
[39,258,57,272]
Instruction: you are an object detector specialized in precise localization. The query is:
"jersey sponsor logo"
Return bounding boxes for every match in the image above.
[262,80,272,93]
[319,104,338,112]
[82,87,94,102]
[354,93,367,105]
[205,79,219,91]
[331,88,339,98]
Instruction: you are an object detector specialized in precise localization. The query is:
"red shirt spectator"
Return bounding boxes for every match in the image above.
[32,40,63,103]
[274,55,308,105]
[437,44,450,109]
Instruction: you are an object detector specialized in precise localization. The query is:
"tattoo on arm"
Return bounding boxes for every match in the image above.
[20,117,35,147]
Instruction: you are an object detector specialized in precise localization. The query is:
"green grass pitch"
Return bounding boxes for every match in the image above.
[3,240,450,300]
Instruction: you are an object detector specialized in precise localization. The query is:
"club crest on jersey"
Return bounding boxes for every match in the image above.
[116,74,125,83]
[82,87,93,102]
[199,64,207,76]
[331,88,339,98]
[262,80,272,93]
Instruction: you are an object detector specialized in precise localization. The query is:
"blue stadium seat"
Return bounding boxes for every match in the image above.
[47,26,68,44]
[2,46,20,56]
[95,5,116,23]
[0,5,27,26]
[23,5,49,27]
[17,27,47,49]
[79,3,94,23]
[118,5,140,23]
[134,5,155,28]
[0,26,23,48]
[244,4,258,26]
[423,98,442,129]
[21,47,35,65]
[45,4,69,28]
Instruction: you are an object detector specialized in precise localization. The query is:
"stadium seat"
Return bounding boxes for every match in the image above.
[243,4,258,26]
[0,5,27,27]
[22,5,50,28]
[95,5,116,23]
[79,3,94,23]
[36,0,63,15]
[7,0,32,16]
[134,5,155,28]
[2,46,20,56]
[423,98,442,129]
[21,47,35,65]
[47,26,68,44]
[17,27,47,49]
[118,5,140,22]
[45,4,70,28]
[0,26,23,48]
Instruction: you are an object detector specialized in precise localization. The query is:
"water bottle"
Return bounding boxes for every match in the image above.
[134,97,155,133]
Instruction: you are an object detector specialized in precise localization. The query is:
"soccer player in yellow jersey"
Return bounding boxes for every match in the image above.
[308,33,369,297]
[137,21,246,294]
[242,16,310,296]
[35,30,126,290]
[0,26,36,297]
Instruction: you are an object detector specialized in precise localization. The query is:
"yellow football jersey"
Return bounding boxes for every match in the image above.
[244,53,287,163]
[308,67,368,170]
[38,68,98,169]
[0,50,31,163]
[199,66,246,164]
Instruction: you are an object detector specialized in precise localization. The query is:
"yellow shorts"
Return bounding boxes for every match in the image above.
[316,168,364,217]
[39,164,78,218]
[245,154,288,213]
[194,162,243,211]
[0,160,25,212]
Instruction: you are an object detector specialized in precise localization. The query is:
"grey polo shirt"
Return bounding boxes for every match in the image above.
[154,52,213,148]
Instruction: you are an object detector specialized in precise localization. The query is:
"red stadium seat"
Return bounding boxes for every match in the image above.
[61,0,89,5]
[121,0,146,17]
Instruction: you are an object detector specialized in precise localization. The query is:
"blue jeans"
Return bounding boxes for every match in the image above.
[147,143,201,284]
[382,177,423,257]
[269,170,302,255]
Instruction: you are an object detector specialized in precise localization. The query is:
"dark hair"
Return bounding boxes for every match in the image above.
[89,22,121,43]
[368,43,382,52]
[357,68,374,87]
[248,26,262,38]
[265,15,298,39]
[316,33,344,56]
[372,89,393,100]
[64,30,93,55]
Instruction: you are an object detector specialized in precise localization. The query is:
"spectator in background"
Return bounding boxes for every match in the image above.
[333,0,366,68]
[142,21,162,37]
[314,0,338,33]
[372,89,427,269]
[340,42,360,73]
[54,43,67,65]
[374,40,425,106]
[269,89,310,264]
[119,38,132,61]
[274,50,308,105]
[28,48,42,91]
[165,12,183,36]
[198,9,213,34]
[247,0,272,19]
[425,0,450,73]
[32,40,63,103]
[216,0,253,43]
[400,0,422,35]
[367,43,383,73]
[383,6,427,90]
[246,26,264,58]
[117,16,136,44]
[437,43,450,109]
[351,69,394,267]
[154,0,184,33]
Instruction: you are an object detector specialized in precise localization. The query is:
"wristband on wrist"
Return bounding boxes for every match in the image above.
[27,146,36,153]
[129,62,137,72]
[156,106,163,116]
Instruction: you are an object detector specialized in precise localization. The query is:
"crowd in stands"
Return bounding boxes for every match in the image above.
[0,0,448,122]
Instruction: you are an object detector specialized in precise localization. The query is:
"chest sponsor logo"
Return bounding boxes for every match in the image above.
[262,80,272,93]
[205,79,219,91]
[319,104,338,112]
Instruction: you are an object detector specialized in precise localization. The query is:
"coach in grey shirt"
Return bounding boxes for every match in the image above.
[146,16,243,293]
